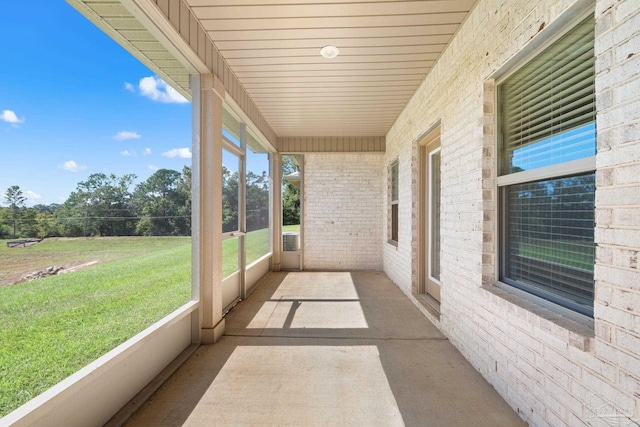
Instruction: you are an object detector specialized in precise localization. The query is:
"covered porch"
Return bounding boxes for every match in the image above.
[4,0,639,425]
[119,271,524,426]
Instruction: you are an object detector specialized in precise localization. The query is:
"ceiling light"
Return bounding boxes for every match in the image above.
[320,45,339,59]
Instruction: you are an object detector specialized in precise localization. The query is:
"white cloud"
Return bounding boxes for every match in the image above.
[162,147,192,159]
[143,147,152,156]
[124,82,135,92]
[1,109,24,125]
[113,131,141,141]
[139,76,188,104]
[1,189,42,207]
[24,190,42,202]
[61,160,87,172]
[121,149,136,157]
[148,165,159,171]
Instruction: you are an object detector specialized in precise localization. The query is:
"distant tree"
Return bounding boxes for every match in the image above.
[34,211,63,238]
[56,192,90,237]
[0,207,12,238]
[133,169,190,236]
[282,183,300,226]
[4,185,26,238]
[59,173,137,236]
[222,165,239,232]
[281,156,300,226]
[19,208,38,238]
[32,203,60,213]
[176,166,192,234]
[246,170,269,232]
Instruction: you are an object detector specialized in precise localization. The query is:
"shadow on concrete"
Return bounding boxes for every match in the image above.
[125,271,525,427]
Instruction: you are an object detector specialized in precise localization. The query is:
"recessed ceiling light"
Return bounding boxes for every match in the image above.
[320,45,339,59]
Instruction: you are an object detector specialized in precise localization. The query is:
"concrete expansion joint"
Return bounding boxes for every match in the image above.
[223,333,449,341]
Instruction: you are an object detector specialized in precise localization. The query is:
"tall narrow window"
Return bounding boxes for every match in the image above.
[390,160,399,244]
[498,16,596,317]
[430,149,441,282]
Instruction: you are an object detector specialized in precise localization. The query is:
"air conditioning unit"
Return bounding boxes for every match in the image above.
[282,232,300,252]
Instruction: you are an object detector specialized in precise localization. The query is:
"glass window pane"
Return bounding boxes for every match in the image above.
[391,204,398,242]
[500,17,595,174]
[430,150,441,281]
[391,161,399,201]
[503,173,595,315]
[245,142,270,265]
[222,149,239,233]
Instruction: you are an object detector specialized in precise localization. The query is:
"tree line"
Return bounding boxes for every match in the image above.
[1,165,291,239]
[1,168,192,239]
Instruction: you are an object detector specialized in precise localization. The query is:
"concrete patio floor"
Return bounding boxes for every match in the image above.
[123,271,526,426]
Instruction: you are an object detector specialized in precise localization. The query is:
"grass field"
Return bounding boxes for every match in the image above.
[0,226,292,417]
[0,237,192,416]
[518,240,594,271]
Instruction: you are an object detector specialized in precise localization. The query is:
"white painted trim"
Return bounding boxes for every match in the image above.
[245,255,271,296]
[190,74,202,342]
[66,0,191,100]
[247,252,272,270]
[496,156,596,187]
[121,0,208,75]
[225,95,277,153]
[222,270,241,312]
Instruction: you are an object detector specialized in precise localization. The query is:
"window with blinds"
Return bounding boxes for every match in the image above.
[498,16,596,317]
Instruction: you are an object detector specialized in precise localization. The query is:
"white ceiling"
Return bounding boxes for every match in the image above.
[187,0,476,137]
[70,0,477,138]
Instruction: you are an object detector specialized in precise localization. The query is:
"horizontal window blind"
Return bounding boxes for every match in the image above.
[500,17,596,174]
[391,161,399,202]
[503,174,595,315]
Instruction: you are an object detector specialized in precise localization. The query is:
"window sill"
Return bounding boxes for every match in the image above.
[387,240,398,247]
[481,282,594,352]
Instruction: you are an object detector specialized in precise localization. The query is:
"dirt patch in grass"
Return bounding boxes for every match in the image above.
[0,237,192,287]
[7,260,102,286]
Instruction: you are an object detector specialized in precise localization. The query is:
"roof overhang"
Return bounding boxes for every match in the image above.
[67,0,478,147]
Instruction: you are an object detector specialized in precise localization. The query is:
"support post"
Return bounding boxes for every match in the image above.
[199,74,225,344]
[272,154,282,271]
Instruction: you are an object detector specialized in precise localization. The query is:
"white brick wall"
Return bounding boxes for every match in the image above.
[303,153,383,270]
[384,0,640,425]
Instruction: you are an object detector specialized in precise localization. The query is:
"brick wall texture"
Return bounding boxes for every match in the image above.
[382,0,640,426]
[303,153,384,270]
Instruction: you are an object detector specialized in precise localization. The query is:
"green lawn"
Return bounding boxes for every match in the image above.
[0,237,192,416]
[0,226,295,416]
[283,224,300,233]
[518,240,594,271]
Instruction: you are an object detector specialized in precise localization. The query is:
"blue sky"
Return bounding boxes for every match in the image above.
[0,2,192,206]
